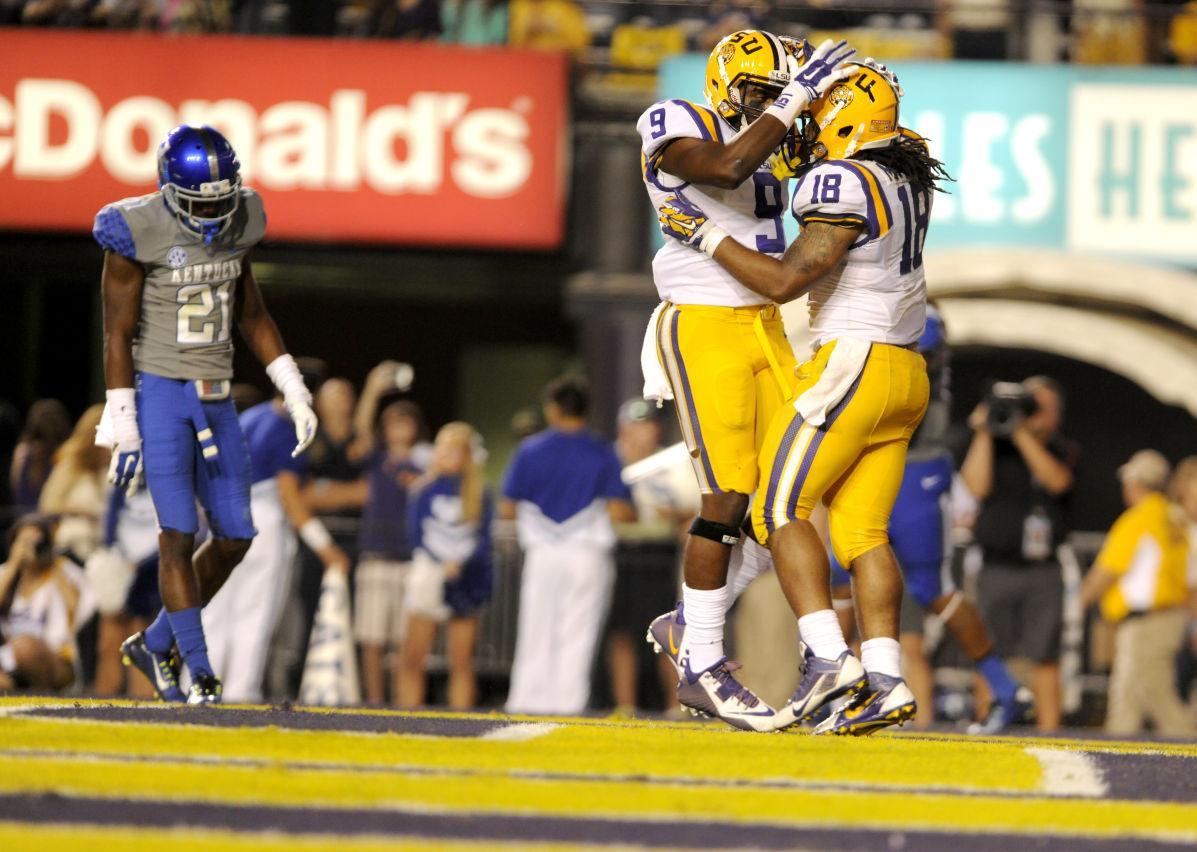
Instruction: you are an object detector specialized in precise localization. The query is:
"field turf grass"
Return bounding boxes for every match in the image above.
[0,696,1195,850]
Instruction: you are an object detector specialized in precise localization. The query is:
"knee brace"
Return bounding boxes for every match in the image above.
[689,517,741,547]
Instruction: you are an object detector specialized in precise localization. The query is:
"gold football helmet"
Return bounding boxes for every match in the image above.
[704,30,806,127]
[804,62,900,163]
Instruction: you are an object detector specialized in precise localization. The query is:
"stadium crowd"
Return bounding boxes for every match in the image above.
[1,364,1195,735]
[3,0,1197,64]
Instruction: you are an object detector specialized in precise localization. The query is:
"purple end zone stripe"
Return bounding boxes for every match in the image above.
[833,160,880,241]
[670,310,720,492]
[763,412,805,535]
[674,100,713,141]
[782,364,867,520]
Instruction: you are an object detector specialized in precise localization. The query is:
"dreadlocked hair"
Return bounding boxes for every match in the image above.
[856,134,954,194]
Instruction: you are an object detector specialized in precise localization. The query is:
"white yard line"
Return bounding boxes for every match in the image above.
[1025,747,1109,798]
[479,722,561,742]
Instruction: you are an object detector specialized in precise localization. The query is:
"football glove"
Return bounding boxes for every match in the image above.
[287,399,318,458]
[764,38,857,128]
[658,194,728,256]
[105,388,144,497]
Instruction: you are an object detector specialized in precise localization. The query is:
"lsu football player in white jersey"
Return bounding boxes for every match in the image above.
[658,63,953,735]
[638,32,860,731]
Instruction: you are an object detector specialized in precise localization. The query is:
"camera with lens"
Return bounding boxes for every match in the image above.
[983,381,1039,438]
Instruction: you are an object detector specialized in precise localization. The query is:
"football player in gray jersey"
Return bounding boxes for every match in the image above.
[94,125,323,705]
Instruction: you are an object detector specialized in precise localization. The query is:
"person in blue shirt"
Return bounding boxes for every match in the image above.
[501,376,636,715]
[201,390,348,704]
[396,422,494,709]
[356,397,427,706]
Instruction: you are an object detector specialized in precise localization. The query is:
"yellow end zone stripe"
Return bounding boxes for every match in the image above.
[0,715,1043,794]
[4,698,1193,758]
[0,754,1195,844]
[0,821,582,852]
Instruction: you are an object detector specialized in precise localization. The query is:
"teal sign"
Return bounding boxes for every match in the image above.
[657,57,1197,266]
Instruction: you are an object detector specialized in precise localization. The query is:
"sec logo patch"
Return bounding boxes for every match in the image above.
[167,246,188,268]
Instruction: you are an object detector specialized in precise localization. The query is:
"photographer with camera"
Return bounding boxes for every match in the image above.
[961,376,1080,732]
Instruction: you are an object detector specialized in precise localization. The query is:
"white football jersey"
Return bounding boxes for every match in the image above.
[637,99,788,307]
[791,158,931,348]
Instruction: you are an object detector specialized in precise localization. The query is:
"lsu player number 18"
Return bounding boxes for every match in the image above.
[637,31,859,732]
[94,125,323,705]
[658,62,954,735]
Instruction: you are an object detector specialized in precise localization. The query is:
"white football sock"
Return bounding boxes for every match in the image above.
[861,637,902,677]
[797,609,849,660]
[726,537,773,604]
[681,583,727,672]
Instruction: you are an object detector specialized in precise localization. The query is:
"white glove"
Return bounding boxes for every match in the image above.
[763,38,857,128]
[105,388,144,497]
[265,354,317,457]
[288,399,318,458]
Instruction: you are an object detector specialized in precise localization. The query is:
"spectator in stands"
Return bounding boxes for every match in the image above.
[0,515,80,692]
[366,0,441,38]
[1169,456,1197,705]
[85,488,161,697]
[19,0,92,26]
[397,422,494,709]
[1082,450,1195,736]
[0,400,20,517]
[606,398,688,717]
[508,0,590,56]
[502,376,634,715]
[937,0,1013,59]
[38,404,108,564]
[1171,1,1197,63]
[961,376,1080,732]
[442,0,509,45]
[352,362,428,705]
[159,0,232,32]
[694,0,771,52]
[9,399,71,514]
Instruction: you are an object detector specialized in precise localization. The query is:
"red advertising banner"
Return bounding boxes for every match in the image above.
[0,30,569,249]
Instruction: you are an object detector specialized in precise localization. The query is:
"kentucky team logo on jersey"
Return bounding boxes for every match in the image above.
[167,246,188,269]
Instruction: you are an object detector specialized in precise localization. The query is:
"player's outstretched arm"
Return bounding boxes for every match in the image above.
[235,258,318,457]
[658,194,859,303]
[656,39,855,189]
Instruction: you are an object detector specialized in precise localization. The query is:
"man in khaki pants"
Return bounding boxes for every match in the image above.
[1082,450,1195,737]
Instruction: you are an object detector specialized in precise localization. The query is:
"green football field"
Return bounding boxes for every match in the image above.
[1,696,1195,850]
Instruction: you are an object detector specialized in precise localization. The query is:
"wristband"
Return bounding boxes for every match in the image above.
[106,388,140,443]
[266,354,312,409]
[299,518,333,552]
[699,224,729,257]
[762,90,807,132]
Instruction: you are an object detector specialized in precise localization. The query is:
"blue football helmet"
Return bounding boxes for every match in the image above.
[157,125,242,244]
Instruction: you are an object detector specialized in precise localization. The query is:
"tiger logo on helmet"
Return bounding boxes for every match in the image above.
[704,30,808,128]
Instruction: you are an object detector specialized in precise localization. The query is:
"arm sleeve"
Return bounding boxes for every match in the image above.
[501,446,528,502]
[791,160,889,241]
[600,447,633,502]
[1094,512,1139,576]
[93,206,137,259]
[636,99,724,182]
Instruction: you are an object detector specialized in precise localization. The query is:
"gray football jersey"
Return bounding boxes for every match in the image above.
[93,188,266,381]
